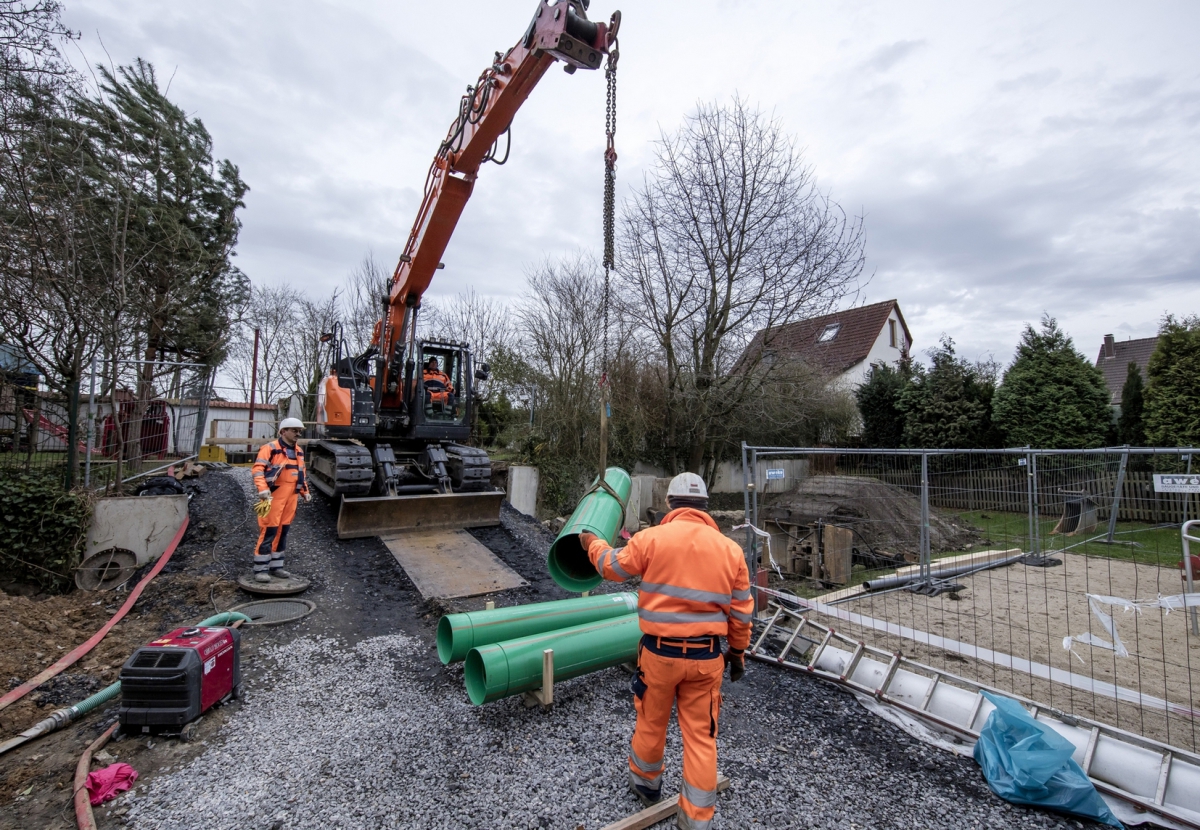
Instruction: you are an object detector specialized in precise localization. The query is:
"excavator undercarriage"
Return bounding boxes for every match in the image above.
[306,439,504,539]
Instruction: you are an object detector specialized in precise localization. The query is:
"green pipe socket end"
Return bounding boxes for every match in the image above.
[436,592,638,664]
[547,467,632,592]
[463,614,642,705]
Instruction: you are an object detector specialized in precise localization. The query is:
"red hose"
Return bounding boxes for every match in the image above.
[0,516,190,712]
[73,721,118,830]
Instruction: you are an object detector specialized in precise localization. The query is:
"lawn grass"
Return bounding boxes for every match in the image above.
[951,508,1187,567]
[766,509,1192,599]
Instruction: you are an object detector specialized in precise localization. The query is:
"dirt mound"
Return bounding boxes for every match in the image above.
[762,474,978,557]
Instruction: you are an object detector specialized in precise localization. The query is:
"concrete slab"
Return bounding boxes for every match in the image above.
[380,529,528,599]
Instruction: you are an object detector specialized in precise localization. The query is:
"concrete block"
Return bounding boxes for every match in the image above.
[78,494,189,590]
[625,475,656,533]
[507,465,539,518]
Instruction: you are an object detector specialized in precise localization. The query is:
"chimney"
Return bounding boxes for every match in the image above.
[1103,334,1115,360]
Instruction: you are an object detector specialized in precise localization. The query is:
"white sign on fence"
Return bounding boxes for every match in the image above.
[1153,474,1200,493]
[765,468,785,480]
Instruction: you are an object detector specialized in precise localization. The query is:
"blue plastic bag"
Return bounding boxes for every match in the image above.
[974,692,1123,828]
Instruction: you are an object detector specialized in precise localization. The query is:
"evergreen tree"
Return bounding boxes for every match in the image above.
[1144,315,1200,447]
[899,338,999,448]
[1116,361,1146,445]
[855,358,911,448]
[992,316,1111,449]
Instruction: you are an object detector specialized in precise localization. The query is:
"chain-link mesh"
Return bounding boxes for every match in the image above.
[741,445,1200,753]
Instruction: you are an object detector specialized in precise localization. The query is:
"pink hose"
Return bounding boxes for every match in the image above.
[0,517,190,712]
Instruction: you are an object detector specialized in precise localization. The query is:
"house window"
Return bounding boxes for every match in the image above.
[817,323,840,343]
[889,319,897,348]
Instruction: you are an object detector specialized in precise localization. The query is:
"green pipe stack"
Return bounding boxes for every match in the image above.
[442,593,642,706]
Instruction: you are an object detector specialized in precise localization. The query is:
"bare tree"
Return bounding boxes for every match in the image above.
[226,285,300,409]
[517,254,605,459]
[286,291,340,420]
[340,252,388,355]
[617,97,865,474]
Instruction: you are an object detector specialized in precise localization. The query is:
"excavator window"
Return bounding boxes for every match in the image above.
[421,349,466,425]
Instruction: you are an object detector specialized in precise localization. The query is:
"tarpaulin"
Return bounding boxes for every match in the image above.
[974,692,1122,828]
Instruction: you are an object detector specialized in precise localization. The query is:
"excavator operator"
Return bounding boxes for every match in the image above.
[580,472,753,830]
[423,356,453,409]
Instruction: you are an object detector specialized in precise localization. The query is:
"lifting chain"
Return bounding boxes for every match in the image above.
[601,38,618,381]
[596,33,618,492]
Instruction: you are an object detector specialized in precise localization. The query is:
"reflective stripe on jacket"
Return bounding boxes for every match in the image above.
[586,507,754,650]
[252,439,308,494]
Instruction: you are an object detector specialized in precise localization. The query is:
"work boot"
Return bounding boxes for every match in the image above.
[269,555,291,579]
[628,769,661,808]
[254,571,271,584]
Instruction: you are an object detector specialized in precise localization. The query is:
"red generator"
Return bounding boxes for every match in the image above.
[119,626,242,734]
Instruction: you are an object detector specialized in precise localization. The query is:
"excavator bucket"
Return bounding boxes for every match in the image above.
[336,490,506,539]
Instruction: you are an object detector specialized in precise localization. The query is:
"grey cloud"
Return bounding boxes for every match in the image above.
[995,69,1060,93]
[860,40,927,73]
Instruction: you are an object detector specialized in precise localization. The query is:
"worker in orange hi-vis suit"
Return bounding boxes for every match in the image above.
[250,418,310,583]
[422,356,453,407]
[581,472,753,830]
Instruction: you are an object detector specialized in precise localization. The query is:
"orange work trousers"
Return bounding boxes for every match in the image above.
[628,647,723,829]
[255,481,298,558]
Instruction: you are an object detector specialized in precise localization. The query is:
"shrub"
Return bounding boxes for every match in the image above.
[0,468,92,594]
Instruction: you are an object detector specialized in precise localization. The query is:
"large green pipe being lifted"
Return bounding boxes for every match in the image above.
[464,614,641,705]
[547,466,632,592]
[437,592,638,664]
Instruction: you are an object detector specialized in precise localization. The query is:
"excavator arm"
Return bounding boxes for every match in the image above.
[376,0,619,409]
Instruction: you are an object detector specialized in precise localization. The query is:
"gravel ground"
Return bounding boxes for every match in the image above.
[106,469,1092,830]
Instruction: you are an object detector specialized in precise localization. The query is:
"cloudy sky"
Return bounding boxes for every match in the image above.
[63,1,1200,368]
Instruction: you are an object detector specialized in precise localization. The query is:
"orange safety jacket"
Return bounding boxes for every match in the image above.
[587,508,754,650]
[252,439,309,495]
[423,368,453,404]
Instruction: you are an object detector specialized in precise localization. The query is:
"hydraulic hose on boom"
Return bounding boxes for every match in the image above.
[311,1,622,541]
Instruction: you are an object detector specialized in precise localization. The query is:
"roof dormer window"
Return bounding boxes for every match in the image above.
[817,323,840,343]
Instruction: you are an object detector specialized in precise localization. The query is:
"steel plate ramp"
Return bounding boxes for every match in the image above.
[751,601,1200,829]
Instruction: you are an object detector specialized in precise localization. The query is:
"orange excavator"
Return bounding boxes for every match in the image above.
[310,0,620,539]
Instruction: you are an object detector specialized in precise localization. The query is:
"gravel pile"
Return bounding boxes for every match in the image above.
[109,469,1086,829]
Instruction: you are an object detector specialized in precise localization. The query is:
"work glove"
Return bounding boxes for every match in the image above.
[253,490,272,518]
[303,491,312,504]
[724,648,746,682]
[579,531,600,551]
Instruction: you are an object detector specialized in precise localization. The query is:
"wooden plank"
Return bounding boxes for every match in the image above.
[380,529,527,599]
[598,776,731,830]
[822,525,854,585]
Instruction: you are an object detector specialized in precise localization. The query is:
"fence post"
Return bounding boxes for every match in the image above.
[1031,452,1041,557]
[741,442,755,594]
[1105,448,1129,543]
[1183,453,1193,527]
[919,452,931,584]
[84,356,97,488]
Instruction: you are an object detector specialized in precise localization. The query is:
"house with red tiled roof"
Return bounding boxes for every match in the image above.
[1095,333,1159,407]
[749,300,912,387]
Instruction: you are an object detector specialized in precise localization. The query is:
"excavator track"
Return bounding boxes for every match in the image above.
[308,438,503,538]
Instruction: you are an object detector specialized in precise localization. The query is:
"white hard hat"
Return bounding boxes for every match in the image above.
[667,472,708,500]
[279,417,305,432]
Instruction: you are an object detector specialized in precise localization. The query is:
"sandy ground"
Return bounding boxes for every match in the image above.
[815,553,1200,752]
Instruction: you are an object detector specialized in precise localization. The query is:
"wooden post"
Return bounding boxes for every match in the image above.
[522,648,555,710]
[247,327,260,452]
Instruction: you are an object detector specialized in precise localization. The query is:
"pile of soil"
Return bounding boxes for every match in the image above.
[762,474,979,557]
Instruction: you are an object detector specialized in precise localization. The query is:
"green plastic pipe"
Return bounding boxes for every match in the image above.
[547,467,632,592]
[0,611,251,756]
[464,614,641,705]
[437,592,637,664]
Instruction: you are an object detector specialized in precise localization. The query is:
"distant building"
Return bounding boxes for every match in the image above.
[1094,334,1159,406]
[748,300,913,388]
